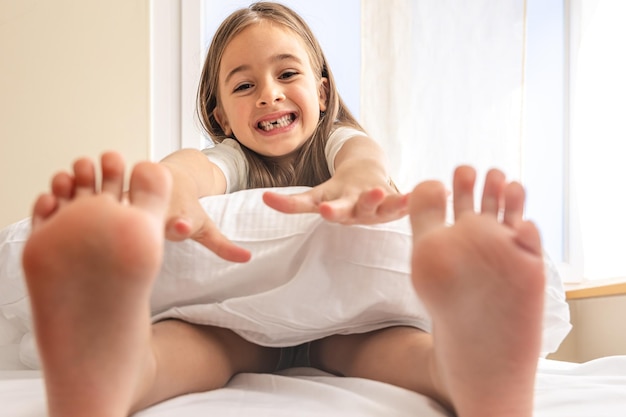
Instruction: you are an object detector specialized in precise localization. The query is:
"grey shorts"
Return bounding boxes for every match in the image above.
[275,342,312,371]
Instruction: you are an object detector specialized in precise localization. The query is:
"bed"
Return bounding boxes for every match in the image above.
[1,187,626,416]
[2,342,626,416]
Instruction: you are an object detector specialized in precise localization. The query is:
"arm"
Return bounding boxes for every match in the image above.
[263,135,408,224]
[160,149,251,262]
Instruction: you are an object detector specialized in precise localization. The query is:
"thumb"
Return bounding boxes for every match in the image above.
[165,216,194,242]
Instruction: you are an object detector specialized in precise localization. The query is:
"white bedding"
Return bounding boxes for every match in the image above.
[1,186,619,415]
[0,187,572,369]
[1,356,626,416]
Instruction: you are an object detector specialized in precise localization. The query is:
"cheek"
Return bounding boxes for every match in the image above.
[297,85,323,115]
[225,101,250,127]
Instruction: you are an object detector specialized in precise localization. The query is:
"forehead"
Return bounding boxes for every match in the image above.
[219,20,315,78]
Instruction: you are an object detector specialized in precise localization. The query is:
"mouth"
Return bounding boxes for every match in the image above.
[257,113,296,132]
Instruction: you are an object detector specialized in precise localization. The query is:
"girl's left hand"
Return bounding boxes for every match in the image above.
[262,186,409,225]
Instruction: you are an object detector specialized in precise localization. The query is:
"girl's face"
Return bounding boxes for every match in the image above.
[214,21,328,157]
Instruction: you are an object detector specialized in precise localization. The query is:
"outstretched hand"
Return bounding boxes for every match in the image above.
[160,151,251,263]
[164,198,251,263]
[263,183,409,225]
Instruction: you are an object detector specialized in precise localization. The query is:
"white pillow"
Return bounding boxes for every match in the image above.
[0,187,571,369]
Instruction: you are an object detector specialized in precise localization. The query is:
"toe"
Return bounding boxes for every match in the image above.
[72,158,97,197]
[31,194,58,229]
[51,171,75,203]
[480,169,506,217]
[128,162,172,219]
[452,166,476,219]
[515,220,543,256]
[409,180,448,236]
[100,152,126,200]
[502,181,525,228]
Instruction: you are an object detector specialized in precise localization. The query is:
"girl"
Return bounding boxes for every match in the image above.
[22,2,545,417]
[160,2,406,263]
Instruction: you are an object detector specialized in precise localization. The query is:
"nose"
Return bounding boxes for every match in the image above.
[256,79,285,107]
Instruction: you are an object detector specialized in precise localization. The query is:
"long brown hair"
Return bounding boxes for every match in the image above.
[197,2,364,189]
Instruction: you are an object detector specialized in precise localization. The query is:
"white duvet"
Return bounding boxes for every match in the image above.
[1,187,571,369]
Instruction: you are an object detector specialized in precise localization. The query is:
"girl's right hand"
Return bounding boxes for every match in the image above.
[160,150,251,263]
[164,187,251,263]
[165,163,251,262]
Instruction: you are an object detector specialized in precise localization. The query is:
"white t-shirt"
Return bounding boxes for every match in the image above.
[202,126,366,193]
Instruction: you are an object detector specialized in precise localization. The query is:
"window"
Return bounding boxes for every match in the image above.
[150,0,626,282]
[566,0,626,280]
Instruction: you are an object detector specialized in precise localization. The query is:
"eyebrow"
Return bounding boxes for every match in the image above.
[224,53,304,84]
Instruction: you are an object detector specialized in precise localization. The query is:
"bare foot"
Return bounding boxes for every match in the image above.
[22,152,171,417]
[409,166,545,417]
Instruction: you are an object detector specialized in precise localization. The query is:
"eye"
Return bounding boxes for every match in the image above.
[279,70,298,80]
[234,83,254,93]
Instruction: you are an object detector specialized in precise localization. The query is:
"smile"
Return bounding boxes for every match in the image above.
[258,114,295,131]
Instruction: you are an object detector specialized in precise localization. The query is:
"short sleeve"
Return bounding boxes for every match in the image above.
[325,127,368,175]
[202,139,249,193]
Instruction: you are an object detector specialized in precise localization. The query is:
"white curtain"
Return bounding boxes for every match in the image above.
[361,0,526,193]
[569,0,626,279]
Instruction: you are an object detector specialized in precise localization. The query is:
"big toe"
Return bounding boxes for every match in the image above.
[128,162,172,221]
[408,180,448,237]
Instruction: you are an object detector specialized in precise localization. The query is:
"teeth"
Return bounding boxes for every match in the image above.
[258,114,293,131]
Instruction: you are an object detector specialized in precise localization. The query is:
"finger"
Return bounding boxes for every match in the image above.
[354,188,385,218]
[480,168,506,217]
[319,198,356,223]
[452,165,476,219]
[165,217,194,241]
[263,190,321,214]
[376,193,410,219]
[165,213,251,263]
[192,220,251,263]
[322,191,409,224]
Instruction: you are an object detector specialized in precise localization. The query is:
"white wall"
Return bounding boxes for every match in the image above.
[0,0,151,228]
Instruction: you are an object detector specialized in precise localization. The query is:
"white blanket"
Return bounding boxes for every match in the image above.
[1,187,572,370]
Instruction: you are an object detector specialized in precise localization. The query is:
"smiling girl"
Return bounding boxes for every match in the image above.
[160,3,407,264]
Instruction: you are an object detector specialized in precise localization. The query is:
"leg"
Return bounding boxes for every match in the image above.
[311,327,449,409]
[23,153,279,417]
[133,320,279,413]
[23,152,171,416]
[313,166,545,417]
[411,166,545,417]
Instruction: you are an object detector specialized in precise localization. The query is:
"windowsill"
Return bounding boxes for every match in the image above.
[564,277,626,300]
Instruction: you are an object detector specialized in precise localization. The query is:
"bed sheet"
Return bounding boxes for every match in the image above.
[1,354,626,416]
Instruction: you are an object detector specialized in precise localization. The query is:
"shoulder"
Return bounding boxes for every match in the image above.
[203,138,243,152]
[325,126,368,159]
[324,126,369,175]
[328,126,368,144]
[202,138,245,161]
[202,139,248,193]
